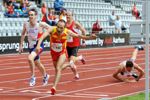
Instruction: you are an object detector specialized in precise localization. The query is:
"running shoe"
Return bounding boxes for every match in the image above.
[135,45,144,51]
[132,73,139,79]
[51,87,56,95]
[29,76,36,86]
[43,74,50,86]
[80,56,86,64]
[74,73,80,80]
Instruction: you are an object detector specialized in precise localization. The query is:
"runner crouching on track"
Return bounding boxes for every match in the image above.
[113,45,144,82]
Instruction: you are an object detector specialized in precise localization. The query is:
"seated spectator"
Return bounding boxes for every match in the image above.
[42,8,57,26]
[92,20,102,34]
[41,2,47,15]
[4,1,15,17]
[115,15,122,33]
[132,3,141,19]
[54,0,64,15]
[21,3,28,17]
[59,8,67,22]
[109,11,116,26]
[47,8,57,26]
[35,0,42,7]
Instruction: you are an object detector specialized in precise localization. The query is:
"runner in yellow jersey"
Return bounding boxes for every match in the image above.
[36,19,96,95]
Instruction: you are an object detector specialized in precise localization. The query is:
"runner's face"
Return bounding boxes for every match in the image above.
[57,22,65,34]
[66,12,72,21]
[28,11,36,22]
[126,67,132,72]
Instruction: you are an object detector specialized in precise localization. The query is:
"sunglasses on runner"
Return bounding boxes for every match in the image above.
[28,14,34,16]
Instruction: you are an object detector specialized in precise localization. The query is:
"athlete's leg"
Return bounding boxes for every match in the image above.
[35,59,50,86]
[28,51,37,77]
[131,45,144,61]
[130,48,138,61]
[51,53,66,95]
[35,60,46,76]
[28,51,38,86]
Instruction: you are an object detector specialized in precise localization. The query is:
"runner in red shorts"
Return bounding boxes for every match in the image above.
[66,11,87,79]
[36,19,96,95]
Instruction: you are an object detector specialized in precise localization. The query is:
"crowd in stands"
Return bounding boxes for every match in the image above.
[108,11,124,33]
[41,0,66,26]
[1,0,141,34]
[2,0,42,17]
[3,0,31,17]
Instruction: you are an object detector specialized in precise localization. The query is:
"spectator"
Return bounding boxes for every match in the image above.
[42,8,57,26]
[35,0,42,7]
[59,8,67,22]
[132,3,141,19]
[115,15,122,33]
[21,3,28,17]
[121,24,127,33]
[46,8,57,26]
[41,2,47,15]
[4,1,15,17]
[109,11,116,26]
[54,0,64,15]
[92,20,102,34]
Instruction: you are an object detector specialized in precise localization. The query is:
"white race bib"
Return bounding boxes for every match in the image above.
[67,35,73,42]
[51,43,62,52]
[29,40,36,48]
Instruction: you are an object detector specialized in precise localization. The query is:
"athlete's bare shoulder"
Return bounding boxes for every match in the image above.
[39,22,51,29]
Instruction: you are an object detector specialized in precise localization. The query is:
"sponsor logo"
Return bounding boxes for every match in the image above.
[113,37,125,43]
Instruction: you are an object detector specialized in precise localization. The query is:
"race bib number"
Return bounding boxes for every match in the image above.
[67,35,73,42]
[51,43,62,52]
[29,40,36,48]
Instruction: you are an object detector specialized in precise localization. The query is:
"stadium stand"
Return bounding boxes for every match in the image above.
[0,0,144,44]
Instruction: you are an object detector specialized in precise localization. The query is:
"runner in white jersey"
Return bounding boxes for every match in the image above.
[19,8,51,86]
[113,45,144,82]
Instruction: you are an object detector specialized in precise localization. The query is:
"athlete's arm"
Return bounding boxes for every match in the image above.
[113,66,125,82]
[134,63,144,81]
[39,22,51,30]
[19,23,27,54]
[36,27,53,53]
[75,21,87,35]
[67,30,96,40]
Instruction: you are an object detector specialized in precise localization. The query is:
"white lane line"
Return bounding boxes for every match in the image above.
[83,91,120,95]
[0,47,134,57]
[0,65,116,84]
[74,93,109,97]
[0,62,146,92]
[0,89,3,91]
[0,50,144,65]
[32,77,147,100]
[20,90,41,93]
[2,73,113,93]
[0,56,145,76]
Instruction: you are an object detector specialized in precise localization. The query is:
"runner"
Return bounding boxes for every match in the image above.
[19,8,50,86]
[36,19,96,95]
[113,45,144,82]
[66,11,87,79]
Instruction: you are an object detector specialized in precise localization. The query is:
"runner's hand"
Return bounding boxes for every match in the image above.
[124,79,136,83]
[90,34,97,39]
[19,46,23,54]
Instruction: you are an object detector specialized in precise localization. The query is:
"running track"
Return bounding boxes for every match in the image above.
[0,46,149,100]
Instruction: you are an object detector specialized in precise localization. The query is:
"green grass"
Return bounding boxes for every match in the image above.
[118,93,150,100]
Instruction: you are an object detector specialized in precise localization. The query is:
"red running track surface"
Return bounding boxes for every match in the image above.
[0,46,148,100]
